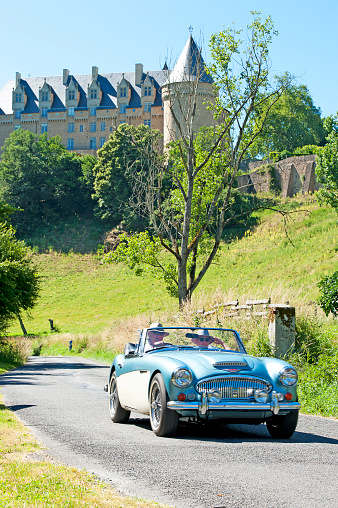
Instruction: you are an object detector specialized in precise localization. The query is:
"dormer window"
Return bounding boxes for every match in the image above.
[68,90,75,100]
[15,93,22,103]
[120,87,127,98]
[90,89,97,99]
[144,86,152,96]
[41,91,49,101]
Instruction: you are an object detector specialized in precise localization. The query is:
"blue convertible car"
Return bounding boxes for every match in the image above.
[106,325,300,438]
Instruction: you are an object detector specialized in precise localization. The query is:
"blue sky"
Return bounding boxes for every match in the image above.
[0,0,336,116]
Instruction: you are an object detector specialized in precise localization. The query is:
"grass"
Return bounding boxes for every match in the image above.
[6,196,338,336]
[0,378,169,508]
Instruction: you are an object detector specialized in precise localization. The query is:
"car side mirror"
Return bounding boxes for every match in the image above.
[124,342,138,358]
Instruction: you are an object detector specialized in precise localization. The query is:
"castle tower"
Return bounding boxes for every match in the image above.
[161,35,217,146]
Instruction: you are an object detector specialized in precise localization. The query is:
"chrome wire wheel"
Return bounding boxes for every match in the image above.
[149,373,178,437]
[109,376,118,418]
[108,373,130,423]
[150,381,162,429]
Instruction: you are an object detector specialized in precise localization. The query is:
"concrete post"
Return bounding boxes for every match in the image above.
[268,305,295,357]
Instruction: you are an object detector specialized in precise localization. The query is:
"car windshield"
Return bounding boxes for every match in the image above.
[144,327,244,353]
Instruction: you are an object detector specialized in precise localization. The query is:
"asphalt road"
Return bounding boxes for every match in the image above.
[1,356,337,508]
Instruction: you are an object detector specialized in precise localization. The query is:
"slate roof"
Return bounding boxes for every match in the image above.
[166,35,213,85]
[0,70,166,115]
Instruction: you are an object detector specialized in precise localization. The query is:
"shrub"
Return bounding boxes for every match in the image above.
[317,271,338,317]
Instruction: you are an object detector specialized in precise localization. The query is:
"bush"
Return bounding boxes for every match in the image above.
[317,271,338,317]
[0,338,24,364]
[297,352,338,417]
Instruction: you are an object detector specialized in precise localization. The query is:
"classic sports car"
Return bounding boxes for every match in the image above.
[105,325,300,438]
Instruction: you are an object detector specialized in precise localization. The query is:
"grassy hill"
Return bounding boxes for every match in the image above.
[6,196,338,336]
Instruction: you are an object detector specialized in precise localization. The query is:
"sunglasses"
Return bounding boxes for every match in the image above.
[198,337,211,342]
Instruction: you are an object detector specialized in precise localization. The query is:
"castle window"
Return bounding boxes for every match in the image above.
[15,110,21,119]
[144,119,151,127]
[14,125,21,130]
[68,123,74,132]
[67,138,74,150]
[90,122,96,132]
[101,121,105,131]
[144,86,152,96]
[90,106,96,116]
[41,92,49,102]
[90,138,96,149]
[68,107,74,116]
[100,137,105,147]
[41,124,48,133]
[120,104,126,114]
[68,90,75,100]
[120,87,127,98]
[15,93,22,103]
[79,124,84,133]
[41,107,48,118]
[90,89,97,99]
[144,103,151,112]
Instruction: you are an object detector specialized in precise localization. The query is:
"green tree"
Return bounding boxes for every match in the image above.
[92,123,163,229]
[107,13,290,306]
[247,81,326,159]
[317,271,338,317]
[0,129,93,232]
[0,203,40,333]
[315,114,338,212]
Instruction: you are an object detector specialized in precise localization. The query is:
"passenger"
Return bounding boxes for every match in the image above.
[145,322,171,351]
[190,329,231,350]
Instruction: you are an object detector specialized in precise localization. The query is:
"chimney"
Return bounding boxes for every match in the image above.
[92,66,98,81]
[135,63,143,86]
[15,72,21,87]
[63,69,70,85]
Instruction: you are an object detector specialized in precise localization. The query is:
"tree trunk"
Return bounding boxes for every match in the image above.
[17,314,27,336]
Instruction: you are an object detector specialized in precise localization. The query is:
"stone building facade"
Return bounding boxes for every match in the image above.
[0,36,216,154]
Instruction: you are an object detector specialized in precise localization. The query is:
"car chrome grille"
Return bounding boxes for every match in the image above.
[196,376,272,399]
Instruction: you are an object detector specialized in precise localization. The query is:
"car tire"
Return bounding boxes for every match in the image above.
[109,372,130,423]
[149,373,178,437]
[266,410,299,439]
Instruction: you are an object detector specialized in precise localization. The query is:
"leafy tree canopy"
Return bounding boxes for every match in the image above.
[317,271,338,317]
[0,203,40,333]
[246,80,327,159]
[92,123,163,230]
[0,129,94,233]
[315,114,338,212]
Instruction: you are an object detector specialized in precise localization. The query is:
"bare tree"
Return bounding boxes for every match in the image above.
[109,13,292,306]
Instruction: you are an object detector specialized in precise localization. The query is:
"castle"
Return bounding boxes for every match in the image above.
[0,36,216,154]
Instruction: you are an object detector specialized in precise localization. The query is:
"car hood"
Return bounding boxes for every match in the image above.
[151,349,285,382]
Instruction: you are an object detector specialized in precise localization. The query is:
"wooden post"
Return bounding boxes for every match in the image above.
[268,305,295,357]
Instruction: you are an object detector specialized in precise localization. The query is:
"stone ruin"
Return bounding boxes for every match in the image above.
[238,154,320,197]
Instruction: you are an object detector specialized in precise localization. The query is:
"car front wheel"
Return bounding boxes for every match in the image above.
[266,410,299,439]
[149,373,178,437]
[109,373,130,423]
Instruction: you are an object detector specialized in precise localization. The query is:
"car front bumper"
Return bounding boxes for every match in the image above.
[167,392,300,416]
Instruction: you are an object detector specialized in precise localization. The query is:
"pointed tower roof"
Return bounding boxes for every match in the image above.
[167,35,213,84]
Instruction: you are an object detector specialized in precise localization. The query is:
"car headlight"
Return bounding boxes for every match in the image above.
[278,367,298,387]
[171,367,192,388]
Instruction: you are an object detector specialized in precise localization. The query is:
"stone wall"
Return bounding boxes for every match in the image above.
[238,154,319,197]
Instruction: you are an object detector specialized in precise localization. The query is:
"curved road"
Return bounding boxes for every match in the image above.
[1,356,337,508]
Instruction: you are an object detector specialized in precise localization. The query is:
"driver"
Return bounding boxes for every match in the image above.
[190,329,231,349]
[145,322,171,351]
